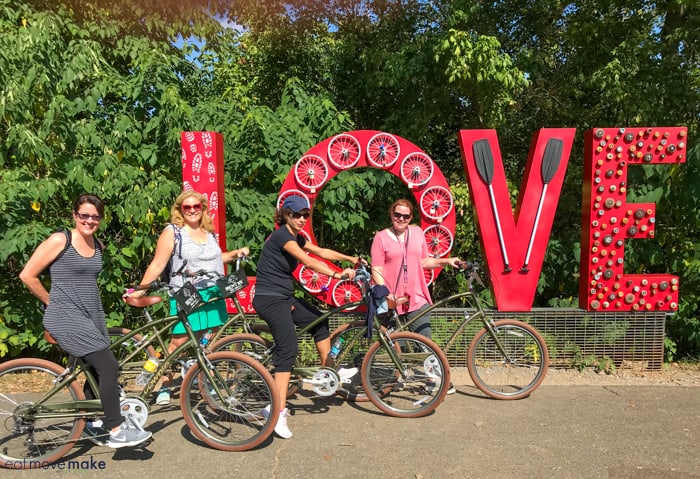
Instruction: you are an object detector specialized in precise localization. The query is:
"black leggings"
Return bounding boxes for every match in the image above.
[252,295,330,373]
[82,347,123,430]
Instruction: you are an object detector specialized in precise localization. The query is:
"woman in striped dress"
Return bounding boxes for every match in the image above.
[20,193,151,449]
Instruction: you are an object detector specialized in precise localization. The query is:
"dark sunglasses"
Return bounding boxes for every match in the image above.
[75,212,102,221]
[290,212,310,219]
[181,204,202,212]
[393,212,411,221]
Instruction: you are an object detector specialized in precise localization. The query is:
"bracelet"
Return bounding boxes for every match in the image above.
[332,272,338,279]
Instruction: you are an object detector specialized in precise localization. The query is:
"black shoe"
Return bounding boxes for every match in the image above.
[83,423,108,446]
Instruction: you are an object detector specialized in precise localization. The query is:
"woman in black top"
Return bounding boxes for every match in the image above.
[253,195,358,439]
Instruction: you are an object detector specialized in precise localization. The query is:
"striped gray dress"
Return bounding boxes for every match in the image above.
[43,242,109,357]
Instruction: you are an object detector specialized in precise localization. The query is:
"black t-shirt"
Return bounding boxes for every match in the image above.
[255,226,306,297]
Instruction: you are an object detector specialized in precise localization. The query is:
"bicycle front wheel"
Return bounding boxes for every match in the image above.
[468,320,549,400]
[361,332,450,418]
[180,351,279,452]
[0,358,85,468]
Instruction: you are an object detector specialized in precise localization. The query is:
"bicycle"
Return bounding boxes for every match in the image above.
[110,256,267,393]
[0,274,279,469]
[210,262,452,418]
[330,261,549,400]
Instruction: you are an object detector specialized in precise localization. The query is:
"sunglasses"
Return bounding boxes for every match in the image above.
[75,212,102,222]
[290,212,310,219]
[393,212,411,221]
[181,204,202,212]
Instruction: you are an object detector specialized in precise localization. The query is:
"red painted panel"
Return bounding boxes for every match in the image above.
[579,127,686,311]
[279,130,456,307]
[180,131,256,313]
[458,128,575,311]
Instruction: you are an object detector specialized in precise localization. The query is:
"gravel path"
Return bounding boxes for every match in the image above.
[450,361,700,388]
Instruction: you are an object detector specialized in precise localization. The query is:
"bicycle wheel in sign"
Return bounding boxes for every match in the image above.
[420,186,454,221]
[400,152,434,188]
[328,321,372,402]
[423,268,435,287]
[327,133,361,169]
[294,154,328,192]
[0,358,86,468]
[424,225,453,258]
[366,132,400,168]
[277,189,310,210]
[299,266,331,294]
[180,351,279,451]
[331,279,362,311]
[361,331,450,418]
[467,320,549,400]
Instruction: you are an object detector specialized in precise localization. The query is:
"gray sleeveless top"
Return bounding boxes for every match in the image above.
[43,241,109,357]
[168,227,224,290]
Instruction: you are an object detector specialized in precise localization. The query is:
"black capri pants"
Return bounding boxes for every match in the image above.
[252,294,330,373]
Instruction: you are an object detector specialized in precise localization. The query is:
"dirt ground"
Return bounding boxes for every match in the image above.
[450,361,700,388]
[539,361,700,386]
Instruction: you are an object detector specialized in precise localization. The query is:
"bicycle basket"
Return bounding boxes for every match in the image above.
[215,268,249,298]
[172,281,205,314]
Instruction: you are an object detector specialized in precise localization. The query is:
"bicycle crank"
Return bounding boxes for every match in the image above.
[119,397,149,429]
[304,368,340,397]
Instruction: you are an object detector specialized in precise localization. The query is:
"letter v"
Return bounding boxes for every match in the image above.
[458,128,575,311]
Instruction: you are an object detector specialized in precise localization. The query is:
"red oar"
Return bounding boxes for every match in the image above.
[473,139,511,273]
[521,138,564,273]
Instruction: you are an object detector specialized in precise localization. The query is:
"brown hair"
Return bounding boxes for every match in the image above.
[389,199,414,217]
[73,193,105,218]
[169,190,215,232]
[273,205,310,227]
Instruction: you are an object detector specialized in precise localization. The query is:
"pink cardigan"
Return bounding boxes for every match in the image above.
[370,225,432,314]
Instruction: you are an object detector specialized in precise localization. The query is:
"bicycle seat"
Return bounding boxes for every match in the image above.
[44,330,58,344]
[124,295,163,308]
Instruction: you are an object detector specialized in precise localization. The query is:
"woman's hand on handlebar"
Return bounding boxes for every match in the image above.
[122,280,166,300]
[338,267,356,280]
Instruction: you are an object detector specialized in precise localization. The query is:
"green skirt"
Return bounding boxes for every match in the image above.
[169,286,226,335]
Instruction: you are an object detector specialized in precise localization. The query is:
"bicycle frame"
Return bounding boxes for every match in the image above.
[392,266,524,361]
[221,267,418,388]
[27,299,234,428]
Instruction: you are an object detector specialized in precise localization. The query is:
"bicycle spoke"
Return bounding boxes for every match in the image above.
[180,352,278,451]
[468,320,549,400]
[0,359,84,468]
[362,332,450,418]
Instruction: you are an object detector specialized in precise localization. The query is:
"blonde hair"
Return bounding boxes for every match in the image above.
[169,190,215,232]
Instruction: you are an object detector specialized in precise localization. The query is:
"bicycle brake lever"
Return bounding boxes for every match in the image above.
[172,259,188,278]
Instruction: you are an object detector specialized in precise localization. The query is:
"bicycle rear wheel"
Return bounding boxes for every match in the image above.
[180,351,279,451]
[361,332,450,418]
[328,321,372,402]
[0,358,85,468]
[468,320,549,400]
[109,327,158,393]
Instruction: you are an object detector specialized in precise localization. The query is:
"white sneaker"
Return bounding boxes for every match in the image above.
[274,408,292,439]
[337,367,358,383]
[107,422,152,449]
[155,388,170,405]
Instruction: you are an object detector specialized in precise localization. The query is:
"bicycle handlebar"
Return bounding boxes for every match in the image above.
[457,260,479,273]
